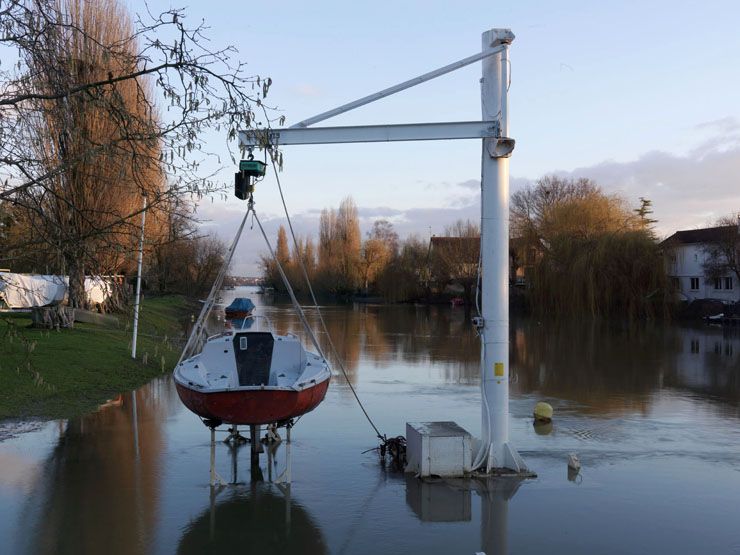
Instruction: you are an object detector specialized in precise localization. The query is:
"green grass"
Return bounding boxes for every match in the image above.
[0,295,196,420]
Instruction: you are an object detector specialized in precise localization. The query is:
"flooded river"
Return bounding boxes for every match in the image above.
[1,287,739,554]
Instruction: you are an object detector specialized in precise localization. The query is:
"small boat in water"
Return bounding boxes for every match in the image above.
[224,297,255,319]
[174,324,331,425]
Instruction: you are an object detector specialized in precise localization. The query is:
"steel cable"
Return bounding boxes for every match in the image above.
[267,153,385,441]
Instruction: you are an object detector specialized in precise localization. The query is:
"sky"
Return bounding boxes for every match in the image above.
[147,0,740,275]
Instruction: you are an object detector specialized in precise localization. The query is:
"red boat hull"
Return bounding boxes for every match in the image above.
[175,379,330,425]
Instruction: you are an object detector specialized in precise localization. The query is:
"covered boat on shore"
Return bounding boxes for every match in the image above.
[174,325,331,425]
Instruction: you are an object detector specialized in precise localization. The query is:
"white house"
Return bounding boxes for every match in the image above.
[662,226,739,303]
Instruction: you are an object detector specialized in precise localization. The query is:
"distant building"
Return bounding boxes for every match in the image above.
[427,236,534,287]
[662,225,739,303]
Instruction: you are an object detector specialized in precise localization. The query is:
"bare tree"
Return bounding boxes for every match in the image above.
[511,176,638,250]
[358,220,397,293]
[702,215,740,284]
[1,0,274,306]
[317,197,361,294]
[368,219,399,257]
[359,238,389,293]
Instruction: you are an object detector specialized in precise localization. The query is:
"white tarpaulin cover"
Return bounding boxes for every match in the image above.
[0,272,114,309]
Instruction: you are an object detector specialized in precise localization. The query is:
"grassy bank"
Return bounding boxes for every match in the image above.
[0,295,195,420]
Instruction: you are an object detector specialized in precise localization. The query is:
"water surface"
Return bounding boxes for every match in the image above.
[1,287,739,554]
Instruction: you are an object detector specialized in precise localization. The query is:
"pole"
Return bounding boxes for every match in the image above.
[479,29,526,473]
[250,424,263,481]
[131,196,147,359]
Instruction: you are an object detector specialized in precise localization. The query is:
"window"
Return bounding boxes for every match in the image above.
[690,339,700,354]
[239,336,248,350]
[690,277,700,290]
[714,277,722,290]
[725,277,733,290]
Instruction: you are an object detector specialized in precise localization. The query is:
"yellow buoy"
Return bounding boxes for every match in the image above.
[533,401,553,423]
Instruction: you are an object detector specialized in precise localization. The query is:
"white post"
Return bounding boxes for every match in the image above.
[479,29,526,473]
[131,196,147,359]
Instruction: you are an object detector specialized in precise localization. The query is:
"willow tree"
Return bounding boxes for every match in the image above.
[0,0,272,307]
[512,176,668,319]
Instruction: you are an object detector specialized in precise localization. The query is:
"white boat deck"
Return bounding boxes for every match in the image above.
[175,329,329,393]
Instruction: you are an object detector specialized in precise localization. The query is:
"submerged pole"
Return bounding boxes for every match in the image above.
[131,195,147,359]
[479,29,526,473]
[250,424,262,481]
[210,427,217,487]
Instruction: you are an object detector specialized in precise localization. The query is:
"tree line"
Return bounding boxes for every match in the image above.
[261,177,673,319]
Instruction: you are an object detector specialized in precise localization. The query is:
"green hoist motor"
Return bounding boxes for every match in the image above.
[235,158,267,200]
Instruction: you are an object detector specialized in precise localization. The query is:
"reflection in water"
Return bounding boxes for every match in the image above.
[664,325,740,413]
[267,303,481,386]
[478,478,522,555]
[404,475,522,555]
[510,320,665,415]
[22,377,177,555]
[511,319,740,417]
[264,292,740,418]
[3,288,739,554]
[176,487,326,555]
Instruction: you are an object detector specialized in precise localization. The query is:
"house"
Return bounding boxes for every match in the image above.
[661,225,739,303]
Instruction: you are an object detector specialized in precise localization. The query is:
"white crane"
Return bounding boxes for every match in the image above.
[240,28,528,475]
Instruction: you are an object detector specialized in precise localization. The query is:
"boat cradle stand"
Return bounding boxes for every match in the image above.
[203,418,294,487]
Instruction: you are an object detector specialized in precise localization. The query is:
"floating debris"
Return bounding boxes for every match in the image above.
[567,453,581,471]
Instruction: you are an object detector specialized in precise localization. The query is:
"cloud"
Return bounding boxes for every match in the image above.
[356,206,403,219]
[695,116,740,134]
[553,135,740,237]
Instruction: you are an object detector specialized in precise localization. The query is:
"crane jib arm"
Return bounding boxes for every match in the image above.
[239,121,505,148]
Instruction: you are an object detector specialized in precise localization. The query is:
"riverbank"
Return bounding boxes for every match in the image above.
[0,295,194,420]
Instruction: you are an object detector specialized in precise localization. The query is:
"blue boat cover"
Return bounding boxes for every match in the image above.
[225,297,255,313]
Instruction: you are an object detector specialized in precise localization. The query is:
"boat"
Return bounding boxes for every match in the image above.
[174,324,331,425]
[224,297,255,319]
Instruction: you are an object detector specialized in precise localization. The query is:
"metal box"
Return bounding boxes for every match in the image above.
[405,421,472,477]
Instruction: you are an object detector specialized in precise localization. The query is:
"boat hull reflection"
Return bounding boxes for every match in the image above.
[177,487,327,555]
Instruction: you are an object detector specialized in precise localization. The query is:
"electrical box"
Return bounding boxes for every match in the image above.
[405,421,472,478]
